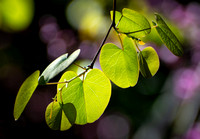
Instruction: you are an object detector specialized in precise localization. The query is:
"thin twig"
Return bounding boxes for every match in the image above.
[73,63,86,70]
[88,23,113,69]
[88,0,117,69]
[113,0,116,27]
[46,67,90,85]
[133,39,142,52]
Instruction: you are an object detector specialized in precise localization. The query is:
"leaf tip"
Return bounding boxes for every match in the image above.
[154,13,159,19]
[77,49,81,54]
[175,49,184,57]
[152,21,157,26]
[13,108,20,121]
[38,75,46,85]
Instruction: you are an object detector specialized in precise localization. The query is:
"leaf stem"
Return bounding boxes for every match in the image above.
[73,63,87,70]
[58,85,65,103]
[88,0,116,69]
[118,33,124,50]
[46,67,90,85]
[134,40,142,52]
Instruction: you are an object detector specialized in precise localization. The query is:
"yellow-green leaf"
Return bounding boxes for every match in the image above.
[111,8,151,38]
[100,36,139,88]
[57,69,111,125]
[138,47,160,78]
[45,102,76,131]
[14,70,40,120]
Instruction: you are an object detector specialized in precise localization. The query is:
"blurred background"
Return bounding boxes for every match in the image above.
[1,0,200,138]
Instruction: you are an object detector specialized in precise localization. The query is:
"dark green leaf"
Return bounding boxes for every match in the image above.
[45,102,76,131]
[138,47,160,78]
[154,14,184,56]
[139,53,152,78]
[45,102,62,130]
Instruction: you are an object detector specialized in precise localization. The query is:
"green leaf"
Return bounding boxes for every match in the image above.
[110,10,122,25]
[111,8,151,38]
[138,47,160,78]
[153,14,184,56]
[57,69,111,125]
[83,69,111,123]
[14,70,40,120]
[100,35,139,88]
[38,49,80,85]
[45,102,76,131]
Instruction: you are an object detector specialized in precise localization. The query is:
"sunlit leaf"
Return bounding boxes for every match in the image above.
[57,71,77,103]
[138,47,160,78]
[58,72,86,124]
[38,49,80,85]
[45,102,76,131]
[57,69,111,125]
[111,8,151,38]
[14,70,40,120]
[100,35,139,88]
[83,69,111,123]
[153,14,184,56]
[110,10,122,25]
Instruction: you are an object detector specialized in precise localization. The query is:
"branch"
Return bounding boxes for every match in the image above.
[88,0,116,69]
[113,0,116,27]
[88,23,113,69]
[46,67,90,85]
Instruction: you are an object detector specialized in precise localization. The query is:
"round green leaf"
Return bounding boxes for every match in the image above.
[110,8,151,38]
[153,14,184,56]
[38,49,80,85]
[83,69,111,123]
[45,102,76,131]
[14,70,40,120]
[100,36,139,88]
[57,69,111,125]
[138,47,160,78]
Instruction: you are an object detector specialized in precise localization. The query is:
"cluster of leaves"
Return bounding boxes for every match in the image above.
[13,8,183,131]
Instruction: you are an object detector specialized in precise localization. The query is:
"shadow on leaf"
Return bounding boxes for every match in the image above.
[61,103,77,125]
[139,53,152,78]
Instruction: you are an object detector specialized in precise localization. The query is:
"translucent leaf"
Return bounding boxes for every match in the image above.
[83,69,111,123]
[38,49,80,85]
[100,35,139,88]
[14,70,40,120]
[153,14,184,56]
[57,69,111,125]
[110,10,122,25]
[138,47,160,78]
[45,102,76,131]
[57,71,77,103]
[111,8,151,38]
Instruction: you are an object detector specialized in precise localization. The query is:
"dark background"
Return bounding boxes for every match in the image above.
[1,0,200,138]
